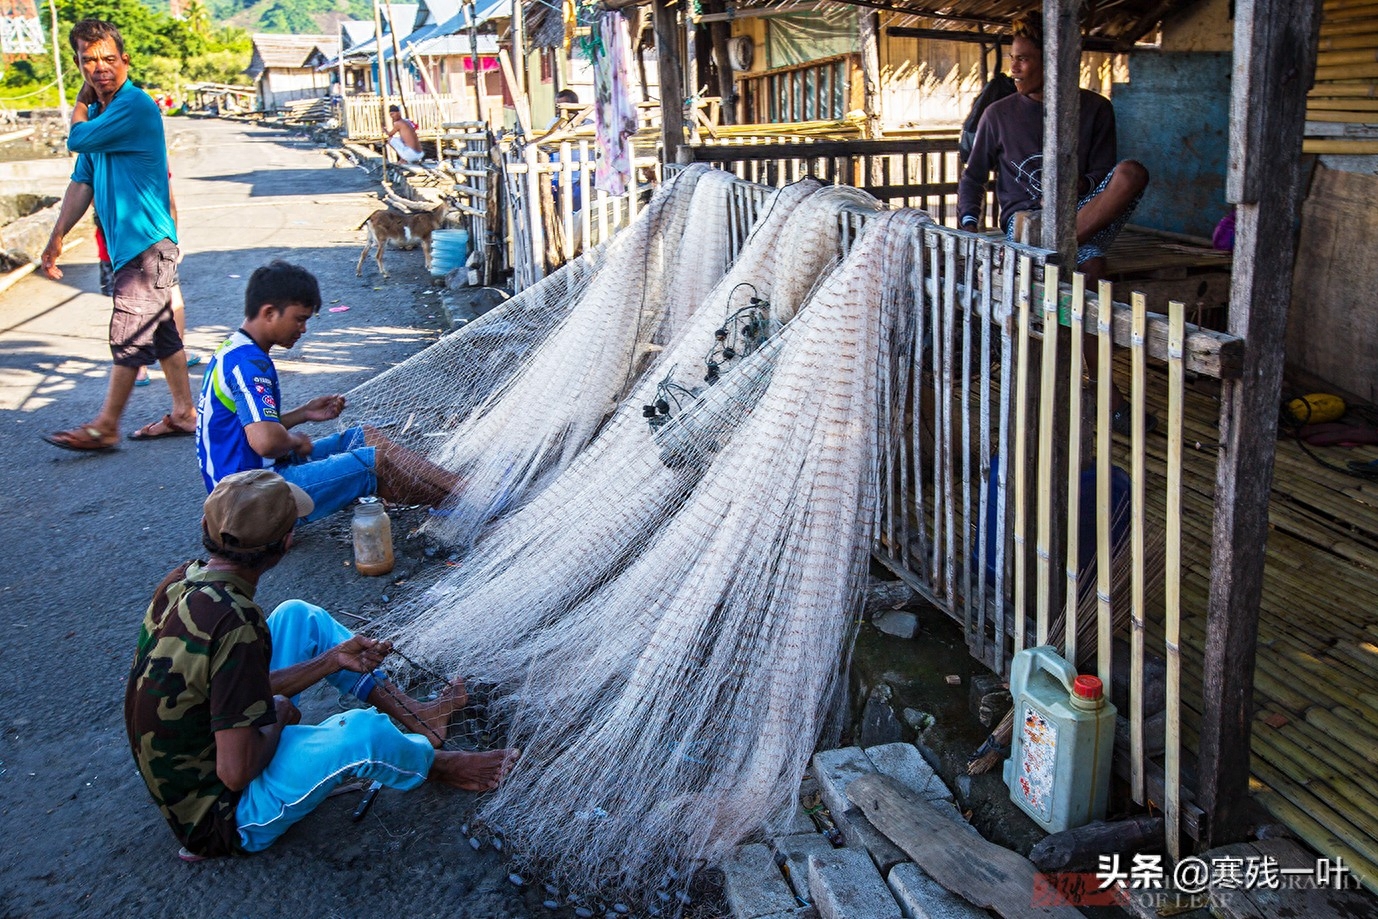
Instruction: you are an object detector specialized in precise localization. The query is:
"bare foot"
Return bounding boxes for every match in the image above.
[402,678,468,748]
[429,747,520,792]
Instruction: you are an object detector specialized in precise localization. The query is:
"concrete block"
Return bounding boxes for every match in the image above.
[887,863,988,919]
[772,833,836,899]
[863,743,954,803]
[812,747,876,823]
[756,909,819,919]
[723,843,798,919]
[807,847,903,919]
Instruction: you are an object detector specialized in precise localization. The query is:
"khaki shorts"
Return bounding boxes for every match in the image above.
[110,238,181,367]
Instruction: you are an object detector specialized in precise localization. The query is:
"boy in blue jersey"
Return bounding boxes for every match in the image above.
[196,261,460,521]
[40,19,197,452]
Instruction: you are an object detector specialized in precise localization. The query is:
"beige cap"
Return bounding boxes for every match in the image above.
[203,469,314,553]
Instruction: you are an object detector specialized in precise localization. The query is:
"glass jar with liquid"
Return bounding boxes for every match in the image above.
[351,497,395,576]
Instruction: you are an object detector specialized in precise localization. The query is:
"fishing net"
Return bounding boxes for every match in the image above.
[344,171,936,903]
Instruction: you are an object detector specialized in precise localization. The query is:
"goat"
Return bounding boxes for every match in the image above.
[355,199,451,279]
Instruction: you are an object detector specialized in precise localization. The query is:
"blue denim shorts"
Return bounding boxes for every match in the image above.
[275,427,376,522]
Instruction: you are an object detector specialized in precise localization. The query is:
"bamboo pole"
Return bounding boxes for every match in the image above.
[1035,264,1061,646]
[1307,96,1378,108]
[1317,48,1378,66]
[1165,299,1185,861]
[1064,272,1085,662]
[1305,108,1378,121]
[1308,79,1378,95]
[1013,255,1033,651]
[1095,280,1114,688]
[942,233,958,610]
[1315,61,1378,80]
[1130,291,1148,812]
[994,251,1017,672]
[976,241,995,658]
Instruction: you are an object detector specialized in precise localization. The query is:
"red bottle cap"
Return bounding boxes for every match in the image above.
[1073,674,1103,700]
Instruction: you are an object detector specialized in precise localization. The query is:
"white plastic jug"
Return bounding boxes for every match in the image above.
[1003,645,1117,833]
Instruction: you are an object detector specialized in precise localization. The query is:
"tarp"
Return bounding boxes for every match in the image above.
[766,9,858,69]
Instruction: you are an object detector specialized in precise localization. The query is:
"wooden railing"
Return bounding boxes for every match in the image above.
[735,53,862,124]
[687,136,987,228]
[342,94,468,142]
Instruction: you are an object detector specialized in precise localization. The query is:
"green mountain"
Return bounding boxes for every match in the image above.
[146,0,371,34]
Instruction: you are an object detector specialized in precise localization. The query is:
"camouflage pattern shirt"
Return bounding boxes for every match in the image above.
[124,562,276,856]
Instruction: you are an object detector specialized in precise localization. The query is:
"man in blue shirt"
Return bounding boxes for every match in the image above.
[197,260,460,520]
[40,19,197,452]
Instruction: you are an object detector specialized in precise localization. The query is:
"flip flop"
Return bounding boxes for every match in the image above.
[176,846,209,863]
[43,426,118,452]
[128,414,196,441]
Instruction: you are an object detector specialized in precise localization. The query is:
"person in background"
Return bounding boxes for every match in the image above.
[384,105,423,163]
[957,15,1151,434]
[41,19,195,450]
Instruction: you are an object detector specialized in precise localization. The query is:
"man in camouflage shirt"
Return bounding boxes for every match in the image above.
[125,469,518,858]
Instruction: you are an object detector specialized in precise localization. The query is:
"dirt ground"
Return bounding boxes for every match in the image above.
[0,118,541,919]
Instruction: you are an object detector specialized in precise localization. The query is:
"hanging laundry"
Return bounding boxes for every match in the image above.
[592,9,638,196]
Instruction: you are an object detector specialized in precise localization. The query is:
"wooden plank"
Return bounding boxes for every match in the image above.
[1201,0,1324,849]
[846,774,1084,918]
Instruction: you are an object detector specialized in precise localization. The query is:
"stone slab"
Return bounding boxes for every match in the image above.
[772,833,836,899]
[766,802,818,838]
[874,610,919,639]
[812,747,877,824]
[839,807,910,874]
[807,847,903,919]
[887,862,990,919]
[723,843,798,919]
[863,742,954,803]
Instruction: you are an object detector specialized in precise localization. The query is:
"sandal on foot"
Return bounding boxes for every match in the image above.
[185,352,203,367]
[134,370,151,387]
[43,426,118,452]
[176,846,209,863]
[128,414,196,441]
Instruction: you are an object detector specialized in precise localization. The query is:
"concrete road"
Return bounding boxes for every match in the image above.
[0,118,533,918]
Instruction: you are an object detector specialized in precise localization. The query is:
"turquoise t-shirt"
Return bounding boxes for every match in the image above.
[69,80,176,271]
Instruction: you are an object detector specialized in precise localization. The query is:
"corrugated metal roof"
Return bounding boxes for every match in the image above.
[247,33,339,76]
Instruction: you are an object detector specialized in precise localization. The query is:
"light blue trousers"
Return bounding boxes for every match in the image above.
[275,427,377,523]
[234,600,435,852]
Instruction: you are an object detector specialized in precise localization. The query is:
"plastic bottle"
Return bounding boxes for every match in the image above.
[1003,645,1118,833]
[351,497,394,576]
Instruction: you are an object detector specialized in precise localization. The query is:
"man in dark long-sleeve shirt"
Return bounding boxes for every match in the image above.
[957,16,1150,425]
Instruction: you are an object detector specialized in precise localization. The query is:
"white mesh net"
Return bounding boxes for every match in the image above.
[342,169,935,904]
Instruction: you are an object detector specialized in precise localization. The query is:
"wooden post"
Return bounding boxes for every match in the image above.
[653,0,686,164]
[704,0,735,125]
[859,10,882,138]
[372,0,390,137]
[1037,0,1079,627]
[465,0,487,126]
[512,0,528,99]
[1199,0,1322,849]
[384,0,411,116]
